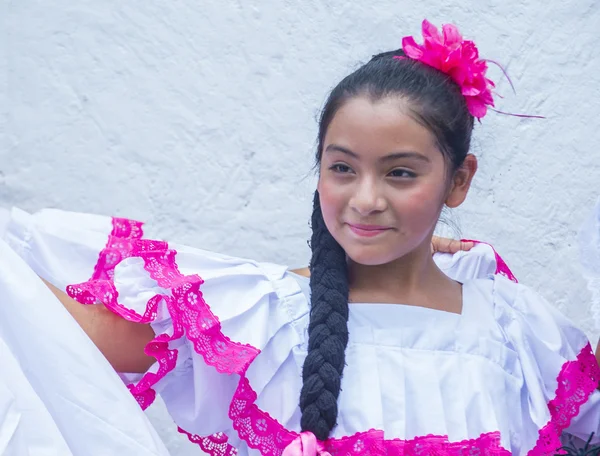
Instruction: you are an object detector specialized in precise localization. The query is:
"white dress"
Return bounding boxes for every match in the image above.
[1,207,599,456]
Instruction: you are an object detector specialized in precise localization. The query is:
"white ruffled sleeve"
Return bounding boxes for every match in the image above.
[435,240,517,283]
[4,207,118,289]
[101,246,308,446]
[3,207,309,452]
[493,277,600,450]
[0,213,170,455]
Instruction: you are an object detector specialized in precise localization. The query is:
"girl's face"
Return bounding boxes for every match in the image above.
[318,95,475,266]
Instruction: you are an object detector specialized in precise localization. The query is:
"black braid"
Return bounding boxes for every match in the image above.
[298,43,476,441]
[299,191,350,441]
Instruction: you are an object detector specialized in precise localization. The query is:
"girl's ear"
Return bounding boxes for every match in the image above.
[446,154,478,208]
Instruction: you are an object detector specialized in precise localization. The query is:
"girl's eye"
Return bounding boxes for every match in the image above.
[389,169,417,178]
[330,164,353,174]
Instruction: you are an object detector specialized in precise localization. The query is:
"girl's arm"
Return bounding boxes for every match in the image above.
[42,279,156,373]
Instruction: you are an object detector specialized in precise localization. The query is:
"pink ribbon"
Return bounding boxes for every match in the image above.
[282,432,332,456]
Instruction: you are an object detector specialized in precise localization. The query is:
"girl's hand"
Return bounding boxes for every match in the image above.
[431,237,474,254]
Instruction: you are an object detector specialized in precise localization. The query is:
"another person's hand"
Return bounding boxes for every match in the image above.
[431,237,474,254]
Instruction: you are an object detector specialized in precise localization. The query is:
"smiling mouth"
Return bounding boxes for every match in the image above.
[346,223,392,238]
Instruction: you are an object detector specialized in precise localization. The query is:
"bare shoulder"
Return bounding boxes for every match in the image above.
[290,267,310,278]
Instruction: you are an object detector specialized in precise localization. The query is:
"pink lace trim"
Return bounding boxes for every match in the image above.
[463,239,518,282]
[177,429,238,456]
[91,217,144,281]
[69,222,599,456]
[229,376,297,453]
[130,239,260,375]
[528,343,600,456]
[230,376,512,455]
[229,377,510,456]
[66,217,238,455]
[66,222,182,409]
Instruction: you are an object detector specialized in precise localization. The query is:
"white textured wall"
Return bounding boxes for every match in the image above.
[2,1,600,454]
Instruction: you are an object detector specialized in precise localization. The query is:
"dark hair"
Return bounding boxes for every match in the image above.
[299,49,475,440]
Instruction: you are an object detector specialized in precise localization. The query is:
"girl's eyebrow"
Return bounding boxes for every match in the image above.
[325,144,430,163]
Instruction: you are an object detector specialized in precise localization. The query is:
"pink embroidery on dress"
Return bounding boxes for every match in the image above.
[68,218,599,456]
[111,217,144,239]
[91,218,144,281]
[528,343,600,456]
[229,376,297,454]
[177,428,238,456]
[285,430,510,456]
[66,216,240,455]
[130,240,260,375]
[386,431,509,456]
[229,375,511,456]
[66,231,181,410]
[462,239,518,283]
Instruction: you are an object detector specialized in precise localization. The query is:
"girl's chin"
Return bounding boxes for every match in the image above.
[344,247,398,267]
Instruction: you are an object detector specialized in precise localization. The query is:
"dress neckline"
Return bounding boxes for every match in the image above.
[288,271,469,318]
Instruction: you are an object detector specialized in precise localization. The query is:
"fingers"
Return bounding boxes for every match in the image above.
[431,237,475,254]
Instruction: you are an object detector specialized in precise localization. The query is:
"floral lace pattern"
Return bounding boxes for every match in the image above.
[230,376,297,454]
[528,343,600,456]
[67,217,600,456]
[91,217,144,281]
[66,217,238,455]
[177,429,238,456]
[229,377,512,456]
[130,239,260,375]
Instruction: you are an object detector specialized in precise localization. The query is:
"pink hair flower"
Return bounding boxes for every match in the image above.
[400,20,495,119]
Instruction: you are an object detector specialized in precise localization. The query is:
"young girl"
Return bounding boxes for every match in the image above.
[1,20,599,456]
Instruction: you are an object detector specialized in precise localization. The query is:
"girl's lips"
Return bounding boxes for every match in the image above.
[347,223,392,237]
